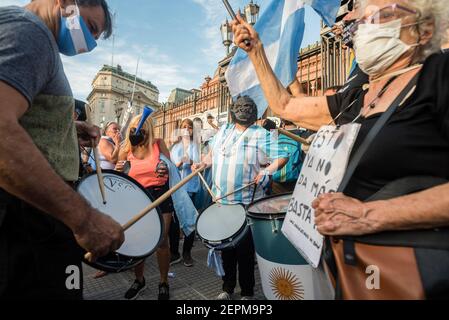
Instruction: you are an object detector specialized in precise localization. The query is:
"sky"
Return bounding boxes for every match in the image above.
[1,0,322,102]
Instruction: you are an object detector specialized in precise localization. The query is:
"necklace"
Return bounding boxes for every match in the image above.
[353,75,399,123]
[220,126,250,156]
[333,66,421,125]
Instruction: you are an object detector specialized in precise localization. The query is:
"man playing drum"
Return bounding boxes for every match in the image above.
[194,96,288,300]
[0,0,124,299]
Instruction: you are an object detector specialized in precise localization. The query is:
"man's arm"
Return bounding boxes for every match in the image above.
[232,16,332,131]
[0,81,124,260]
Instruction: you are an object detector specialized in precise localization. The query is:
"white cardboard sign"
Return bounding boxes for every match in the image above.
[282,124,361,268]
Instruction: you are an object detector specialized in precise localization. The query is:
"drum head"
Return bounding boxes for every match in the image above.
[197,203,246,242]
[77,170,163,259]
[247,193,292,219]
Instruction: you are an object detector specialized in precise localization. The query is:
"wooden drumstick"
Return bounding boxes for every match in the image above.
[85,165,207,262]
[278,128,311,146]
[91,142,107,205]
[197,171,216,202]
[85,104,107,205]
[214,182,256,203]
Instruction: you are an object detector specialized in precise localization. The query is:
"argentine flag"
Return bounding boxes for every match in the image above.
[225,0,341,118]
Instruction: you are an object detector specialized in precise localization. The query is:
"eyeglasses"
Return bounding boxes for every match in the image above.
[350,3,418,35]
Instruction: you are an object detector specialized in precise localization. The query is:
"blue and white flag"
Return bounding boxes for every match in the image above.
[225,0,341,118]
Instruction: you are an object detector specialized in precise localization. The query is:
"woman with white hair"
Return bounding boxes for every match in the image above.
[233,0,449,299]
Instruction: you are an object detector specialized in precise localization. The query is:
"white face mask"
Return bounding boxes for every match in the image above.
[354,19,418,78]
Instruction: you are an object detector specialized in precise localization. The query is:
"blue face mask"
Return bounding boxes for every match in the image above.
[57,4,97,56]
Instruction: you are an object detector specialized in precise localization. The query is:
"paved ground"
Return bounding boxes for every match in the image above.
[83,238,266,300]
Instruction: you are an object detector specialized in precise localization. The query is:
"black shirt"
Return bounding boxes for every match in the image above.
[338,64,369,95]
[326,53,449,201]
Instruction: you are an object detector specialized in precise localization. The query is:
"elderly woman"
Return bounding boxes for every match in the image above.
[233,0,449,299]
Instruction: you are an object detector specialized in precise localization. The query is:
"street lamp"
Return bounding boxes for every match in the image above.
[244,0,260,25]
[220,19,233,55]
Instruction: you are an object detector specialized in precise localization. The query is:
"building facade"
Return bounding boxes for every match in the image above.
[153,72,231,143]
[167,88,198,104]
[87,65,160,128]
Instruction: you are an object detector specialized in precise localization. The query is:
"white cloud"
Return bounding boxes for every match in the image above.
[62,39,200,102]
[1,0,28,6]
[191,0,244,64]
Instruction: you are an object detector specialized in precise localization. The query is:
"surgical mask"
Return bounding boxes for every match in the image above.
[354,19,418,78]
[57,2,97,56]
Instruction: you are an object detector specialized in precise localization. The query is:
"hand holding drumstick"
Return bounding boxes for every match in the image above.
[84,165,207,262]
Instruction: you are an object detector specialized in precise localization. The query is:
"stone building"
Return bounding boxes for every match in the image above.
[87,64,160,127]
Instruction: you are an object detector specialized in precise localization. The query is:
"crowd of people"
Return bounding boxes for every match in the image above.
[0,0,448,301]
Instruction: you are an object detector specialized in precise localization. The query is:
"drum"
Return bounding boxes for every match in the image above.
[77,170,163,273]
[196,203,249,251]
[247,194,333,300]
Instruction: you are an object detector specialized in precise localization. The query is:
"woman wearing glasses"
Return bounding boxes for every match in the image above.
[232,0,449,299]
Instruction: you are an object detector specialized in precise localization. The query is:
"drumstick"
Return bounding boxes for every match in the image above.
[85,104,107,205]
[278,128,311,146]
[91,144,107,205]
[197,171,216,202]
[84,165,207,262]
[214,182,256,203]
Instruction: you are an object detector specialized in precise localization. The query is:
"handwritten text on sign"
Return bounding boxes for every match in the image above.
[282,124,361,268]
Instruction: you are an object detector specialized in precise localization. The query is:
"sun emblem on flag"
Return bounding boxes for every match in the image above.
[269,267,305,300]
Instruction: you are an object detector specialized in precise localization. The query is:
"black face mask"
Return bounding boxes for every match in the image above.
[342,20,356,49]
[129,128,146,147]
[231,97,258,127]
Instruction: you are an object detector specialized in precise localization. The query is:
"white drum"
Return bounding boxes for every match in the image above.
[77,170,163,272]
[196,203,249,250]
